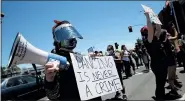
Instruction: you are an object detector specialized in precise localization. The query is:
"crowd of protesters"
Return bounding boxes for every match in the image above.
[90,2,185,100]
[43,1,185,101]
[91,28,185,100]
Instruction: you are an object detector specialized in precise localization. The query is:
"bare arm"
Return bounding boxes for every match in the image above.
[168,24,178,40]
[44,59,61,100]
[144,12,154,43]
[168,24,181,52]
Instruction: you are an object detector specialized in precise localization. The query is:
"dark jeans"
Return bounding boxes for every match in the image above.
[115,63,125,94]
[151,64,168,100]
[138,56,143,65]
[123,60,132,77]
[134,57,139,68]
[144,63,150,70]
[130,61,136,72]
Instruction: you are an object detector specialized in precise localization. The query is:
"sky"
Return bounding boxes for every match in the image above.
[1,1,165,68]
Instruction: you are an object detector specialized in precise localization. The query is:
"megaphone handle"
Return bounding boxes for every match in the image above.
[48,58,69,70]
[48,53,67,65]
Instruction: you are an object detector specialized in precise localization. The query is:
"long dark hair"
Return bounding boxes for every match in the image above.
[121,45,126,50]
[107,45,114,52]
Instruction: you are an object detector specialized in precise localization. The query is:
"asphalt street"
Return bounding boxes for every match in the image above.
[102,66,185,100]
[39,66,185,100]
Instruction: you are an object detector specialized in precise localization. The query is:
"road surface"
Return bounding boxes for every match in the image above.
[39,66,185,100]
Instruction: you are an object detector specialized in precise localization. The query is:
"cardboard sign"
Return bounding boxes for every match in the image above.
[70,53,123,100]
[141,4,162,25]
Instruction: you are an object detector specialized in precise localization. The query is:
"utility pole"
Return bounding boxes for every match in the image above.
[170,0,181,34]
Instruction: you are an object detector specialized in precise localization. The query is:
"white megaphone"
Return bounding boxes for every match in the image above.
[7,32,68,68]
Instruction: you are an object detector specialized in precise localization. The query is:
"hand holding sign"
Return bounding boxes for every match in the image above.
[141,4,162,25]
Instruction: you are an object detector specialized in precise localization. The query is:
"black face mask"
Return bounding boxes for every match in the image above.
[141,32,148,41]
[60,38,77,50]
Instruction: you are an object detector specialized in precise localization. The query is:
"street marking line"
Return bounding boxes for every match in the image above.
[177,67,184,70]
[135,72,144,76]
[134,70,152,76]
[178,93,185,100]
[134,67,183,76]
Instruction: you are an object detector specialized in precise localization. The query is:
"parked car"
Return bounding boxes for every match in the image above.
[1,75,45,100]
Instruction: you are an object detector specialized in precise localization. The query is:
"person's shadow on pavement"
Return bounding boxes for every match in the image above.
[141,70,150,73]
[151,92,182,101]
[105,98,127,101]
[179,70,185,74]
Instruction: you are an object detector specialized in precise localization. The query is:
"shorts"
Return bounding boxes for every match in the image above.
[168,65,176,81]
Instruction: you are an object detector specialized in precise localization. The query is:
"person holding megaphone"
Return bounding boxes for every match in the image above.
[44,20,102,101]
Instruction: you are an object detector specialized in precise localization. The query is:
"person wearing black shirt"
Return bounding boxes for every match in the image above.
[163,23,182,98]
[106,45,127,100]
[140,12,168,100]
[44,20,102,101]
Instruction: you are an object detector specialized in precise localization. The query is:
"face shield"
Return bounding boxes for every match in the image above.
[53,23,83,42]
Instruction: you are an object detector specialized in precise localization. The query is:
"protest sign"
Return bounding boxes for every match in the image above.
[70,53,123,100]
[141,4,162,25]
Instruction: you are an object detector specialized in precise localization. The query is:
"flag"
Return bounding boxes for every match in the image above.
[88,47,94,53]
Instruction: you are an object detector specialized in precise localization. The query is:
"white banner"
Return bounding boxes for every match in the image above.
[141,4,162,25]
[70,53,123,100]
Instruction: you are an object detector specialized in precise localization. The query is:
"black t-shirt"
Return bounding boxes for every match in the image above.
[163,40,176,66]
[45,50,102,101]
[144,37,167,67]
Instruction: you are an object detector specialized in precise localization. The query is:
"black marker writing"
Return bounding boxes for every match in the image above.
[107,70,113,77]
[84,72,90,82]
[99,82,107,92]
[84,57,94,69]
[108,80,117,91]
[94,78,121,95]
[75,55,83,69]
[105,57,113,68]
[99,58,108,69]
[113,78,122,90]
[103,81,112,92]
[97,58,103,69]
[95,83,101,94]
[86,84,93,97]
[77,72,85,82]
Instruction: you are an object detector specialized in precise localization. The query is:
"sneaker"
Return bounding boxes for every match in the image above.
[169,90,182,98]
[173,86,180,91]
[166,85,180,91]
[165,85,172,89]
[133,71,136,75]
[115,91,121,98]
[122,95,127,101]
[180,70,185,73]
[174,81,182,88]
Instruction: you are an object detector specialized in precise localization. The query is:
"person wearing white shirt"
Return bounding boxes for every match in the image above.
[121,45,132,78]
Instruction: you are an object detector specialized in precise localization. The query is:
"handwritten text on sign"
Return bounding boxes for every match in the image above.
[70,53,123,100]
[141,4,162,25]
